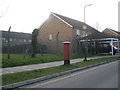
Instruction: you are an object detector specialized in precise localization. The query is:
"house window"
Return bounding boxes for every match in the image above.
[19,39,22,42]
[24,39,27,42]
[49,34,52,40]
[2,38,6,41]
[14,39,16,41]
[76,29,80,35]
[28,40,32,42]
[10,38,12,42]
[0,38,2,41]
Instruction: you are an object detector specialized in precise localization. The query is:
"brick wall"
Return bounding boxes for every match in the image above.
[37,14,74,54]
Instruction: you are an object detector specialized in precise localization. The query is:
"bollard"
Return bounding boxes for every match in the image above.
[63,41,71,65]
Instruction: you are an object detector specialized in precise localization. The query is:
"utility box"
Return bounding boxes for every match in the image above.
[63,41,71,65]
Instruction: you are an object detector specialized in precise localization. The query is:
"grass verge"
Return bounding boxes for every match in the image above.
[2,54,64,68]
[2,54,108,68]
[2,56,119,86]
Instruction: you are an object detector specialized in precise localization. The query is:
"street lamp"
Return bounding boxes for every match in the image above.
[83,4,92,61]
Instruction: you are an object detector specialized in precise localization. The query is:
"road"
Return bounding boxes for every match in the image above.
[22,61,118,88]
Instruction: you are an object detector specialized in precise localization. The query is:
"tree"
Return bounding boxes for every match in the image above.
[31,28,39,57]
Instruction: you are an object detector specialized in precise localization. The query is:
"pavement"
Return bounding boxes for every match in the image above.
[24,60,118,88]
[1,55,119,75]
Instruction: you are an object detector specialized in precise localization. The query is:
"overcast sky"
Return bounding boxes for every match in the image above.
[0,0,119,33]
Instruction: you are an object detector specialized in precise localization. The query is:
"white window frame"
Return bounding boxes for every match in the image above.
[49,34,52,40]
[76,29,80,35]
[29,40,32,42]
[2,38,6,41]
[24,39,27,42]
[10,38,12,42]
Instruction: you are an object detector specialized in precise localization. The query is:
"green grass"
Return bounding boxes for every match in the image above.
[2,53,108,68]
[2,54,64,68]
[70,53,107,59]
[2,56,119,86]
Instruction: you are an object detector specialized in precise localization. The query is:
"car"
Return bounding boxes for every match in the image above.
[108,45,119,55]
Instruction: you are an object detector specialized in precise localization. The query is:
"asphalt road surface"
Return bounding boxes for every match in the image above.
[23,61,118,88]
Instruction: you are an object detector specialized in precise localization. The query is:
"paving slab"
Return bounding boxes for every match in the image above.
[1,55,118,75]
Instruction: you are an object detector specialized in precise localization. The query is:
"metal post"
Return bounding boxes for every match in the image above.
[83,4,92,61]
[111,38,113,55]
[56,32,59,55]
[84,31,87,61]
[7,26,11,59]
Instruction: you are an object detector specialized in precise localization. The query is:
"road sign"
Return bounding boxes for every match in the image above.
[83,25,87,30]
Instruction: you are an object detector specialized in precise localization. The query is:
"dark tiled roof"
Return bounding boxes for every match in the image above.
[110,29,120,35]
[102,28,120,39]
[80,32,112,40]
[1,31,32,39]
[53,13,99,34]
[104,28,120,35]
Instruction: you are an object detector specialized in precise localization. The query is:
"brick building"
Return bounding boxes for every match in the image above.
[102,28,120,47]
[102,28,120,39]
[1,30,32,53]
[37,12,100,54]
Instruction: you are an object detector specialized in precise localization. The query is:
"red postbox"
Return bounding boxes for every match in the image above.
[63,41,71,65]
